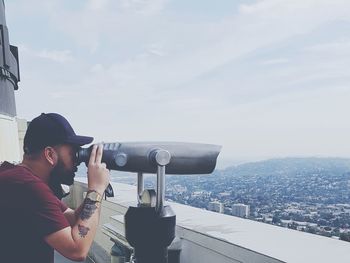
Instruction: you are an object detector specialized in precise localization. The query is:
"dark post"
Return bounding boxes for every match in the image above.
[125,149,175,263]
[0,0,20,118]
[125,205,176,263]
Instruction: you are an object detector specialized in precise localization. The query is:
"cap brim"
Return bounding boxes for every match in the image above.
[65,135,94,146]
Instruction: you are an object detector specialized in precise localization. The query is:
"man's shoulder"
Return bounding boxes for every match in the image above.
[0,163,50,199]
[0,161,16,172]
[0,163,61,212]
[0,162,39,182]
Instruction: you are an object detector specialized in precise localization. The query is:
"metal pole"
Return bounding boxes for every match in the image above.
[156,165,165,212]
[137,172,144,204]
[154,149,170,213]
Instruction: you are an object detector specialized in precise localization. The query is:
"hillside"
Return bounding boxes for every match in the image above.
[222,157,350,177]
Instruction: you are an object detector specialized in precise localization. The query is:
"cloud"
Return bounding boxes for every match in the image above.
[15,0,350,91]
[260,58,289,66]
[239,0,350,21]
[44,0,350,73]
[304,39,350,54]
[17,46,75,64]
[146,42,167,57]
[8,0,350,159]
[87,0,110,10]
[32,0,349,117]
[50,91,78,99]
[37,49,74,63]
[119,0,169,15]
[90,64,105,73]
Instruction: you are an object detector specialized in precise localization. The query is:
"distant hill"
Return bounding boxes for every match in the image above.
[222,157,350,177]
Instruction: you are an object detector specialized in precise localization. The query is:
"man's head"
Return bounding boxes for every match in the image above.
[23,113,93,186]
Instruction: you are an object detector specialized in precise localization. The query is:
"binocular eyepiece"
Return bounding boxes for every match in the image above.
[76,142,221,175]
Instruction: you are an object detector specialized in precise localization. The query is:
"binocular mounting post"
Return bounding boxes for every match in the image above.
[137,172,144,204]
[125,150,176,263]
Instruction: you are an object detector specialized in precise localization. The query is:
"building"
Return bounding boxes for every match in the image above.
[232,203,250,218]
[0,0,21,163]
[208,201,224,213]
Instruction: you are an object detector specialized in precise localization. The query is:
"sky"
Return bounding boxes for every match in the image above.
[4,0,350,167]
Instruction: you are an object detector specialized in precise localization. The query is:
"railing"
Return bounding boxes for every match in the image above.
[64,178,350,263]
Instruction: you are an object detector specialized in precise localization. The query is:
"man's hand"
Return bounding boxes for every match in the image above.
[87,144,110,195]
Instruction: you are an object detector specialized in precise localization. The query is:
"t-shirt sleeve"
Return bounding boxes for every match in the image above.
[27,182,70,238]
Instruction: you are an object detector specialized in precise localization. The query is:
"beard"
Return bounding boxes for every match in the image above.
[49,158,77,199]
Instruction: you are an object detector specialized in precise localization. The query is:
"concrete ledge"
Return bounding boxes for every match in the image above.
[87,241,111,263]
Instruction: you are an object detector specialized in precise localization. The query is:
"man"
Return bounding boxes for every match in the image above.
[0,113,110,262]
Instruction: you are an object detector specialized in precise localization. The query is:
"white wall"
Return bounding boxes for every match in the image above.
[0,114,20,162]
[16,118,28,160]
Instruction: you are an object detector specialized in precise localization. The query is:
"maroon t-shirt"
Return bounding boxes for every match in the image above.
[0,162,70,263]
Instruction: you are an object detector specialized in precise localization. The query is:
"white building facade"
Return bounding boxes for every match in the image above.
[208,201,224,213]
[232,204,250,218]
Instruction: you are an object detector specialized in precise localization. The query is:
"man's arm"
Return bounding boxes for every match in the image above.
[64,203,84,226]
[63,207,76,227]
[44,145,109,261]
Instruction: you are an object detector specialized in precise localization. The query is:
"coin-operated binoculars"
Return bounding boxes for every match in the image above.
[77,142,221,263]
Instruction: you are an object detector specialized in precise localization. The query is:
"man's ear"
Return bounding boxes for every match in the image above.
[44,147,58,166]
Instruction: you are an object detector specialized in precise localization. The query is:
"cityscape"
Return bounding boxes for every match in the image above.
[109,157,350,242]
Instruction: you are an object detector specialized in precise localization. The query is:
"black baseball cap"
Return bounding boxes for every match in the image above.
[23,113,93,154]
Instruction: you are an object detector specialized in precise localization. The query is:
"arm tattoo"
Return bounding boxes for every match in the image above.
[78,224,90,238]
[80,198,99,221]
